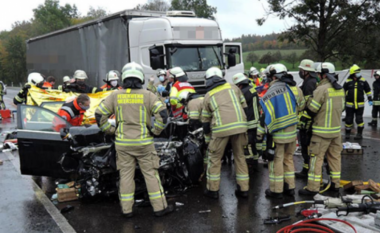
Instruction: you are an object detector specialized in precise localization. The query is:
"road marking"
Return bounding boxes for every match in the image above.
[3,151,76,233]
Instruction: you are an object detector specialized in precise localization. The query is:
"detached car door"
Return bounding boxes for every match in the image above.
[17,104,72,178]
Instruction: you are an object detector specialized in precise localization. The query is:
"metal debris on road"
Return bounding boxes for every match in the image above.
[199,210,211,213]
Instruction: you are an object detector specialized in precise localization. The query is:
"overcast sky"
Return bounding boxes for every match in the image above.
[0,0,292,39]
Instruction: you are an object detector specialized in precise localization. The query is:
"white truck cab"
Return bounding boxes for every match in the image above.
[129,11,243,88]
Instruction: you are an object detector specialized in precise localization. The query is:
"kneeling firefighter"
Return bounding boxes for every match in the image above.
[95,62,173,217]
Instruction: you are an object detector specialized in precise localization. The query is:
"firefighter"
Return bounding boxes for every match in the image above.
[169,67,195,119]
[43,76,56,88]
[101,70,121,91]
[65,70,102,93]
[95,62,173,217]
[299,62,345,195]
[13,72,45,105]
[296,59,319,178]
[201,67,249,199]
[344,64,372,140]
[57,94,90,127]
[248,67,261,87]
[258,64,300,199]
[368,71,380,127]
[232,73,260,170]
[58,76,71,91]
[148,70,169,95]
[178,91,204,131]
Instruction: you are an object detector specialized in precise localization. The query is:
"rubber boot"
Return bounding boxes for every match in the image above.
[345,129,351,140]
[295,166,309,179]
[368,120,377,127]
[354,127,363,140]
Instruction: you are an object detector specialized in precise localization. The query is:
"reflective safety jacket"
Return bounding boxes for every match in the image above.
[201,83,247,138]
[57,98,85,126]
[373,79,380,106]
[343,76,372,109]
[289,85,305,114]
[96,88,167,147]
[241,84,260,130]
[169,81,195,118]
[307,79,345,138]
[259,80,298,134]
[187,96,204,120]
[186,96,204,131]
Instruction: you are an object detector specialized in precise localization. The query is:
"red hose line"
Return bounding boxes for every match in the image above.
[276,218,357,233]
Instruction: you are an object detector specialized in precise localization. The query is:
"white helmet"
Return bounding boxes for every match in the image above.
[73,70,88,80]
[106,70,120,81]
[157,69,166,77]
[121,62,145,83]
[249,67,259,76]
[27,72,44,85]
[205,67,223,79]
[63,76,71,83]
[232,73,249,85]
[169,67,186,79]
[178,91,190,104]
[269,63,287,79]
[374,71,380,77]
[298,59,315,72]
[316,62,335,74]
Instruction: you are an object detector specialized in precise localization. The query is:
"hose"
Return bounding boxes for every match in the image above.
[276,218,357,233]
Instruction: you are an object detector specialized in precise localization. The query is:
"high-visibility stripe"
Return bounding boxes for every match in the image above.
[253,95,259,123]
[209,83,231,96]
[120,193,134,201]
[201,109,211,118]
[284,172,295,178]
[357,122,364,127]
[154,120,165,129]
[115,137,154,146]
[152,101,163,113]
[212,122,247,133]
[204,134,210,143]
[100,122,111,131]
[210,96,222,126]
[149,191,163,200]
[236,174,249,181]
[98,103,111,115]
[229,89,242,122]
[325,98,332,128]
[273,129,297,139]
[354,83,358,109]
[310,99,321,111]
[189,111,200,118]
[207,174,220,181]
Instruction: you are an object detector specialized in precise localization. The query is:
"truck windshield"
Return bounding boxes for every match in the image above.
[168,46,223,71]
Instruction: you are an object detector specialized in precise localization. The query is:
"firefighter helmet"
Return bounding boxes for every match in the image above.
[349,64,361,75]
[205,67,223,79]
[121,62,145,83]
[73,70,88,80]
[232,73,249,85]
[298,59,315,72]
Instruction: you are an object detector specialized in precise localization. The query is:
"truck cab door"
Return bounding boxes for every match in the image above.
[17,104,72,178]
[148,44,167,70]
[223,43,244,83]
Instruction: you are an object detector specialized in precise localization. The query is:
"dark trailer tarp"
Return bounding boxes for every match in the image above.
[26,10,164,87]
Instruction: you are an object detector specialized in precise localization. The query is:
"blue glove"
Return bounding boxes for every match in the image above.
[164,99,169,104]
[157,85,165,94]
[369,101,373,106]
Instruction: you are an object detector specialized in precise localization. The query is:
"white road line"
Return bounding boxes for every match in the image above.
[3,151,76,233]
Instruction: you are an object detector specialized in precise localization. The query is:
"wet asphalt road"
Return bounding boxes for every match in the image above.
[1,88,380,233]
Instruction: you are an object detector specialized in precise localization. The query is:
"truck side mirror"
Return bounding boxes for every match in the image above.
[227,48,237,68]
[149,46,165,70]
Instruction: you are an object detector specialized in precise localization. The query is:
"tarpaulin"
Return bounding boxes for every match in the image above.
[26,85,112,124]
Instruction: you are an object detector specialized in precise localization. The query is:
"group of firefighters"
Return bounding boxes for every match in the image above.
[12,60,380,218]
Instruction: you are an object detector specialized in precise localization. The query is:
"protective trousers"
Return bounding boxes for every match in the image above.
[372,106,380,122]
[269,141,296,193]
[245,129,258,160]
[306,135,342,192]
[116,145,167,214]
[345,107,364,129]
[299,129,312,170]
[207,133,249,191]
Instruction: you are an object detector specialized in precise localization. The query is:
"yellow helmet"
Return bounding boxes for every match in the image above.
[349,64,361,75]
